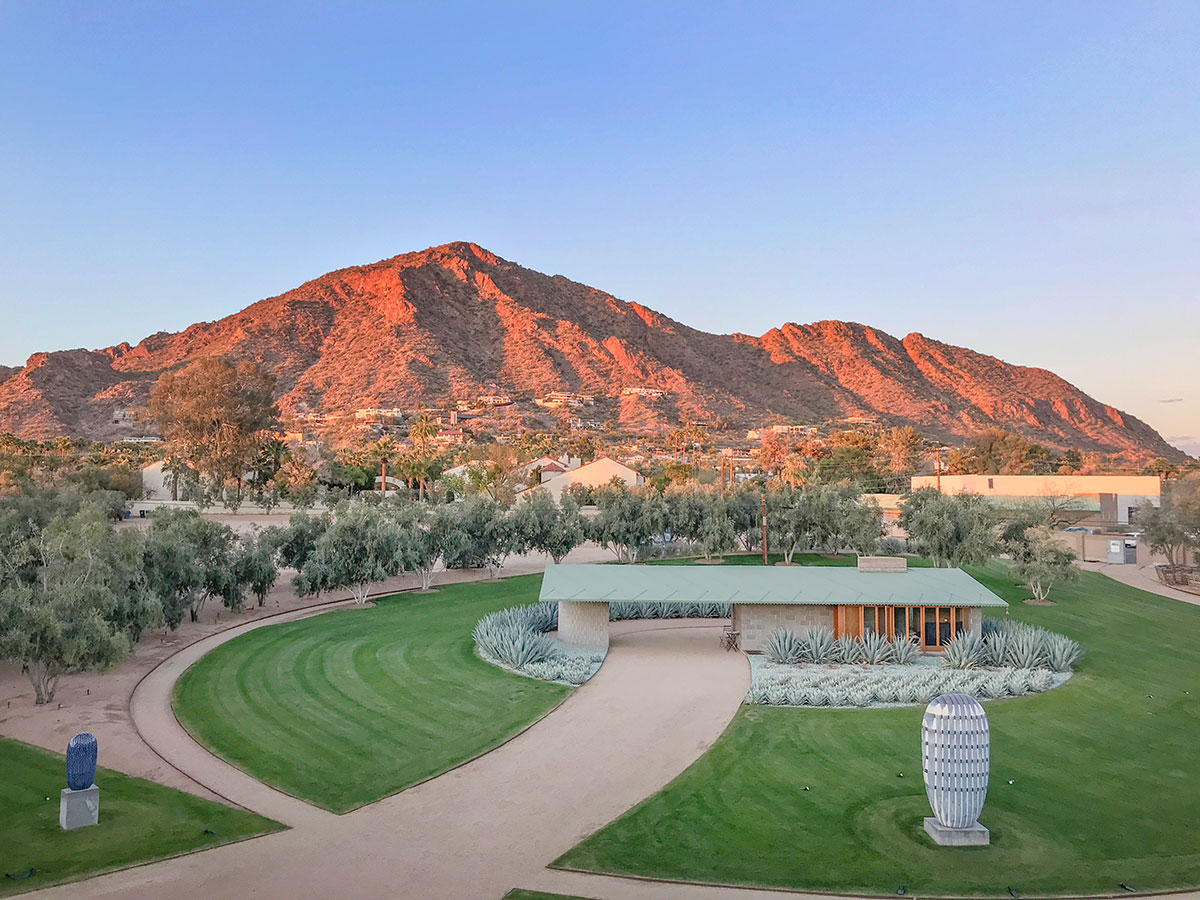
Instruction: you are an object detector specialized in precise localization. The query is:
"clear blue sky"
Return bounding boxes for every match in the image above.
[1,2,1197,453]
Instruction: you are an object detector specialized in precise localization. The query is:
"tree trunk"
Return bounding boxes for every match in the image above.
[27,662,58,705]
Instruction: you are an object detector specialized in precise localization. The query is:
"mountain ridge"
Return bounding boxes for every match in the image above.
[0,241,1183,459]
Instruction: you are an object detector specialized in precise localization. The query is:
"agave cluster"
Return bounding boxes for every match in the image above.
[608,601,732,620]
[945,619,1081,673]
[473,602,602,685]
[746,664,1061,708]
[764,627,917,666]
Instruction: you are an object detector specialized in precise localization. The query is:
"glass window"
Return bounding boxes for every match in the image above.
[864,607,878,635]
[924,608,937,647]
[908,608,922,641]
[938,607,952,645]
[955,608,967,637]
[893,607,907,639]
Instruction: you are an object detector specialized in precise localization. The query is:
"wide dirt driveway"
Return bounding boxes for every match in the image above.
[30,620,750,900]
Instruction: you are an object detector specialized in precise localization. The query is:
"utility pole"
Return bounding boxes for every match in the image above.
[761,494,768,566]
[935,446,943,492]
[381,457,387,496]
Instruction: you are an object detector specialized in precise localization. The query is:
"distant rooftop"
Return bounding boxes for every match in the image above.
[539,563,1008,608]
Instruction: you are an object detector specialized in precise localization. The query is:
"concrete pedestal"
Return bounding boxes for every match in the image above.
[923,817,988,846]
[60,785,99,830]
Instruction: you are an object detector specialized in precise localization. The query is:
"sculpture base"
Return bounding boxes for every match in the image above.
[60,786,99,830]
[923,817,988,846]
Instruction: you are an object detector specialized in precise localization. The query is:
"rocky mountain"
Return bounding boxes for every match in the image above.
[0,242,1183,458]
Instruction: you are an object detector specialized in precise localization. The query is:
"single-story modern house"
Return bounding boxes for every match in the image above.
[538,557,1008,652]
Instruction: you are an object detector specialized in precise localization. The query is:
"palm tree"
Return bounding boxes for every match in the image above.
[408,414,438,459]
[779,453,810,490]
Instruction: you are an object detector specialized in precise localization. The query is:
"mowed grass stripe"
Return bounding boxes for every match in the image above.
[556,562,1200,896]
[174,576,567,812]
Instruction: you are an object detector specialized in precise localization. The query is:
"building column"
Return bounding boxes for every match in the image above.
[557,600,610,650]
[966,607,983,637]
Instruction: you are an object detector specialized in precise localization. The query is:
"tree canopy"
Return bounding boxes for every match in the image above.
[0,502,161,703]
[148,358,279,496]
[900,488,999,567]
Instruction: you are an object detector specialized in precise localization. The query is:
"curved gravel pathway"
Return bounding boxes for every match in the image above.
[30,619,750,900]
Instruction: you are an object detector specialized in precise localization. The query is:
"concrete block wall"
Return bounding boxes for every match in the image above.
[557,600,610,650]
[734,604,836,653]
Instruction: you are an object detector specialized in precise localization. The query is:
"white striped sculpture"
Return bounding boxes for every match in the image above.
[921,693,990,845]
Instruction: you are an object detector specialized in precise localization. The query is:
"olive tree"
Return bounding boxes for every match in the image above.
[143,508,248,625]
[238,530,280,606]
[900,488,999,568]
[441,497,511,579]
[295,502,405,604]
[509,491,586,564]
[387,501,464,591]
[0,503,162,704]
[275,511,329,571]
[1008,524,1078,602]
[1138,475,1200,566]
[590,484,666,563]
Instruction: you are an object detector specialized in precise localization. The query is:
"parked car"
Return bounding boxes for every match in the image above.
[1064,526,1093,534]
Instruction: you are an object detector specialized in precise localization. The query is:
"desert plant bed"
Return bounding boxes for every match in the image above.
[748,619,1079,707]
[173,575,568,812]
[555,563,1200,897]
[0,737,280,897]
[473,598,733,685]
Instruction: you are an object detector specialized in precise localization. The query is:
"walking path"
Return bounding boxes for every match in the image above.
[31,620,751,900]
[1080,560,1200,608]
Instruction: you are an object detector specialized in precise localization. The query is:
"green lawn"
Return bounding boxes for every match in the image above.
[0,737,279,896]
[173,575,567,813]
[556,561,1200,896]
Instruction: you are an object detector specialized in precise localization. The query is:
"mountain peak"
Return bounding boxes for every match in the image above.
[0,245,1183,459]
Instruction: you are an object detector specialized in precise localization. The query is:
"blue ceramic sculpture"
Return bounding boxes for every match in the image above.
[66,733,97,791]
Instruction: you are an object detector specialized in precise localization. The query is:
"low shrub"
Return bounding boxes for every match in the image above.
[474,602,600,685]
[764,628,806,665]
[472,615,558,668]
[889,635,920,665]
[943,632,985,669]
[1005,628,1048,669]
[607,601,731,622]
[860,632,894,664]
[833,635,860,664]
[983,630,1009,667]
[745,659,1070,708]
[803,627,836,664]
[1045,633,1082,672]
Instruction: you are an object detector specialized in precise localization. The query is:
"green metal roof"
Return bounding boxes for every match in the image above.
[539,564,1009,609]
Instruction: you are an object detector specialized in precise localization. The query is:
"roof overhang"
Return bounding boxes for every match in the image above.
[539,564,1008,609]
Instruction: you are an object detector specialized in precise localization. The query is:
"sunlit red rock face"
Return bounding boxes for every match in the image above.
[0,241,1182,458]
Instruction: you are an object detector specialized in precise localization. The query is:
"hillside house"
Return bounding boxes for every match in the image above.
[518,456,643,501]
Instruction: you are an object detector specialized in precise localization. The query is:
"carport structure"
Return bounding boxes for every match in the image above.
[538,559,1008,652]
